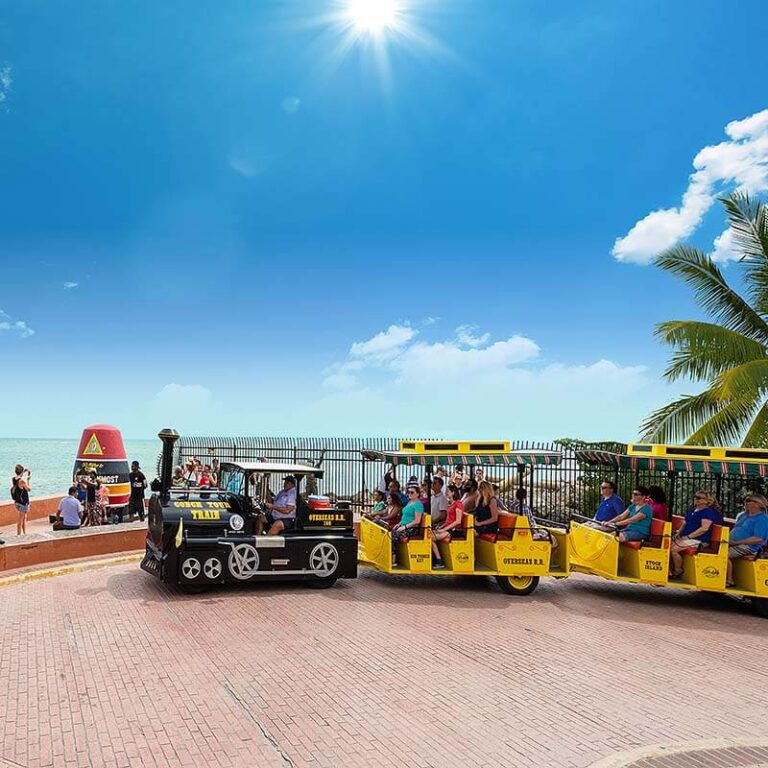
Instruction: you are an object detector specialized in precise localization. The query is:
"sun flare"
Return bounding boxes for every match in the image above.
[304,0,449,90]
[346,0,401,35]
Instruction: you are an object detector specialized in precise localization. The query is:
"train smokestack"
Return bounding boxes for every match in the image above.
[158,428,180,503]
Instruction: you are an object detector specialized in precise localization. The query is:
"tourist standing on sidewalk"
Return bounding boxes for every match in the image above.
[128,461,147,522]
[11,464,31,536]
[81,471,100,526]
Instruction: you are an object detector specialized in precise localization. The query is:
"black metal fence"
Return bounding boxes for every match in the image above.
[175,436,583,523]
[172,436,762,523]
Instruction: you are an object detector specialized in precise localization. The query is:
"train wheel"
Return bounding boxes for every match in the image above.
[495,575,539,596]
[754,597,768,619]
[309,543,339,578]
[181,557,201,581]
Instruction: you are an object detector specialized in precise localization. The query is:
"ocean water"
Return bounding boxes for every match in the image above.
[0,438,160,500]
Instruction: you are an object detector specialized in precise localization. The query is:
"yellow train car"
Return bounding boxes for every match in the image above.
[573,445,768,618]
[358,447,569,595]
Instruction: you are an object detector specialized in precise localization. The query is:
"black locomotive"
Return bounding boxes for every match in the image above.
[140,429,358,590]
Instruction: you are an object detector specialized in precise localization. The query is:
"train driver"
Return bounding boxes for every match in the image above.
[257,475,297,536]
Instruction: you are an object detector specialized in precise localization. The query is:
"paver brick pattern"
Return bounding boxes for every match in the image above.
[0,566,766,768]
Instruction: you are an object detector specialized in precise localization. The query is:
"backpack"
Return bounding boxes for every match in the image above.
[10,478,21,503]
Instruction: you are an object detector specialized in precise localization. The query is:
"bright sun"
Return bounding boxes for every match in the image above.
[346,0,401,35]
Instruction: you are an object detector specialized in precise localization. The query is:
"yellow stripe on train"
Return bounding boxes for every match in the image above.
[398,440,511,454]
[628,443,768,465]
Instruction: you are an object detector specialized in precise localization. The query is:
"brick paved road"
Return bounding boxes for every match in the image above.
[0,566,766,768]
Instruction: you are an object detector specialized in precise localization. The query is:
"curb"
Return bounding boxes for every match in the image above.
[588,737,768,767]
[0,553,143,589]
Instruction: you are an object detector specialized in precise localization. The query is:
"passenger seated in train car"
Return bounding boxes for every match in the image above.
[726,493,768,587]
[492,485,508,511]
[590,480,625,526]
[430,476,449,526]
[378,464,397,495]
[474,481,500,536]
[510,488,558,549]
[461,479,480,516]
[387,479,408,508]
[256,475,298,535]
[365,490,387,519]
[391,487,424,567]
[646,486,669,521]
[604,488,652,543]
[669,490,722,578]
[450,464,465,488]
[419,480,430,513]
[430,484,464,569]
[379,492,404,529]
[171,466,187,490]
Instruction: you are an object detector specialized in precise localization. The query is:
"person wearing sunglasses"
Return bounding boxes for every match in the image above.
[726,494,768,587]
[601,487,652,544]
[594,480,625,524]
[669,490,722,578]
[391,486,424,568]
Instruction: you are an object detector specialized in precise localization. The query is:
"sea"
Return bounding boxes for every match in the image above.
[0,438,160,500]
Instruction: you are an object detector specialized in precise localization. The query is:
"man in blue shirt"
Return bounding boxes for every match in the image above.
[727,493,768,586]
[594,480,625,523]
[53,486,82,530]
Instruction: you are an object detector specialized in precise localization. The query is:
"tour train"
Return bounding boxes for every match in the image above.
[141,431,768,618]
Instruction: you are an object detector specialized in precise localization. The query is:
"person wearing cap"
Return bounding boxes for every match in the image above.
[126,460,147,523]
[257,475,298,535]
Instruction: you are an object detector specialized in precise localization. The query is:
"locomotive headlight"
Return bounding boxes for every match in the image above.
[229,514,245,532]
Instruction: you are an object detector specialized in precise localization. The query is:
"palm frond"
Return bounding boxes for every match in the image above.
[640,390,724,444]
[719,192,768,316]
[685,395,758,446]
[712,359,768,401]
[741,401,768,448]
[654,246,768,343]
[656,320,767,382]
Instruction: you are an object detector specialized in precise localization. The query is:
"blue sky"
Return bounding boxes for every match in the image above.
[1,0,768,440]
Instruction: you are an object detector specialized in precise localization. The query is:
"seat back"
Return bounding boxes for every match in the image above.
[646,517,666,548]
[496,511,517,541]
[702,523,726,554]
[672,515,685,534]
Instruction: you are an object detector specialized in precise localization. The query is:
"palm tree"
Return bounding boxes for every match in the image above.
[641,193,768,447]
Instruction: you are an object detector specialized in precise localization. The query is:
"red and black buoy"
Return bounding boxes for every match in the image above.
[73,424,131,508]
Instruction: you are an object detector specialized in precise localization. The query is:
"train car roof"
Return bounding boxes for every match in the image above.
[575,449,768,478]
[360,449,562,467]
[221,461,324,478]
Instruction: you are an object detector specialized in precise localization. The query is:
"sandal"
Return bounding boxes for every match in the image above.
[726,581,736,588]
[670,569,684,579]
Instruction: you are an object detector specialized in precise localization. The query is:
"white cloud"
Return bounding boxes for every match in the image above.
[281,96,301,115]
[711,227,735,263]
[0,309,34,338]
[314,322,656,439]
[349,324,417,361]
[63,282,79,290]
[455,324,490,348]
[423,316,440,325]
[154,383,212,409]
[613,108,768,264]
